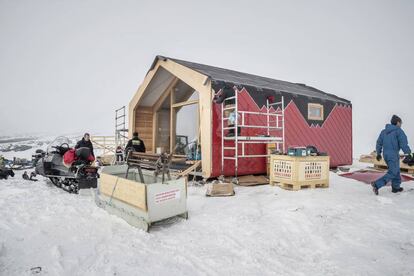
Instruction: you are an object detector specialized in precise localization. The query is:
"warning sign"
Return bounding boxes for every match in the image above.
[155,189,181,204]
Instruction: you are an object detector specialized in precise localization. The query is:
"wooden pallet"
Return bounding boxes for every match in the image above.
[374,164,414,174]
[271,181,329,191]
[360,153,414,174]
[269,155,330,191]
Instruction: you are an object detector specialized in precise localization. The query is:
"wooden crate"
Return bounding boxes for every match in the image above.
[269,155,330,191]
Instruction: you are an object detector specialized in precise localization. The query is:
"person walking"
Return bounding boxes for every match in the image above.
[372,115,413,195]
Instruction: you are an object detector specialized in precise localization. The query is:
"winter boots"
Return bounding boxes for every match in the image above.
[371,182,378,195]
[392,187,404,193]
[371,181,404,194]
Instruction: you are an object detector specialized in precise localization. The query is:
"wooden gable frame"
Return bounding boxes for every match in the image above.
[128,58,213,178]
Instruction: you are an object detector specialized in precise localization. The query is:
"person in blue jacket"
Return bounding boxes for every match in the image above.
[372,115,413,195]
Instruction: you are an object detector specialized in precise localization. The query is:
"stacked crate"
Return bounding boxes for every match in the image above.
[269,155,330,190]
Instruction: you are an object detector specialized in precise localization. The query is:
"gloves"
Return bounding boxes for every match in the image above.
[402,153,414,165]
[403,155,410,164]
[376,154,382,162]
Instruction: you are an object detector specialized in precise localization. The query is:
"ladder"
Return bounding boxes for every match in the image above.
[115,106,128,148]
[221,88,285,177]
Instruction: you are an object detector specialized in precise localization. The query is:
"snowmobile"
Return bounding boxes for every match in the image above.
[0,168,15,179]
[35,137,98,193]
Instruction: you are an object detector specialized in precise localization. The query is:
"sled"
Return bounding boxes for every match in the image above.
[95,165,188,232]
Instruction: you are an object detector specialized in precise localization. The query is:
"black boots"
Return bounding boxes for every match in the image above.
[371,182,379,195]
[392,187,404,193]
[371,182,404,194]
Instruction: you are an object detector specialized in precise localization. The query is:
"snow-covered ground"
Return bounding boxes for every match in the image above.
[1,142,414,275]
[1,169,413,275]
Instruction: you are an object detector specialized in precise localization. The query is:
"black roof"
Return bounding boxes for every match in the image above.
[153,55,350,104]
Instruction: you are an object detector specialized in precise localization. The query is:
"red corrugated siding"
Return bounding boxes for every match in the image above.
[284,101,353,167]
[210,89,352,177]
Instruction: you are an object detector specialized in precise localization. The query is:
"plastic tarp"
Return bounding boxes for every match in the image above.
[339,170,414,184]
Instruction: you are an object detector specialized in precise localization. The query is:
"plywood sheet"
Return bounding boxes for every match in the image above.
[100,173,147,211]
[135,107,153,152]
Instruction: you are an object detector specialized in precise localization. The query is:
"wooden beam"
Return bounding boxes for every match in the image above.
[129,57,213,177]
[128,63,163,139]
[177,160,202,178]
[170,88,176,153]
[152,111,158,152]
[152,77,179,113]
[171,99,199,108]
[158,60,213,178]
[173,87,198,113]
[151,78,179,152]
[198,86,212,178]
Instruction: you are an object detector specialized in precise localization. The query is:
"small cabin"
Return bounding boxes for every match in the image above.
[129,56,352,178]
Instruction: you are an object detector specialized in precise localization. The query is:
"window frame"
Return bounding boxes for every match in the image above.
[308,103,324,121]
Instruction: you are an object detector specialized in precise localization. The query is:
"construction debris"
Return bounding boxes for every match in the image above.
[206,180,235,197]
[177,160,201,179]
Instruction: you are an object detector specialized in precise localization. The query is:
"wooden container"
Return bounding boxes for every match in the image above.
[269,155,330,190]
[96,165,188,232]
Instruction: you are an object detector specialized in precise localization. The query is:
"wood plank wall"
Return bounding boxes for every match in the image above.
[156,109,170,151]
[135,107,153,152]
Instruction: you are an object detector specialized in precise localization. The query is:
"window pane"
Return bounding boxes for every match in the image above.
[308,104,323,120]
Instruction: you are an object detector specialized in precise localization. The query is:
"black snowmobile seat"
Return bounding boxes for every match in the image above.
[76,147,91,161]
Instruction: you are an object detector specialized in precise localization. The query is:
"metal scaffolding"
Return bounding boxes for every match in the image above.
[221,89,285,177]
[115,106,128,148]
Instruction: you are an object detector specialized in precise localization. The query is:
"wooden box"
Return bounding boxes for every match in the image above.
[269,155,330,190]
[96,165,187,231]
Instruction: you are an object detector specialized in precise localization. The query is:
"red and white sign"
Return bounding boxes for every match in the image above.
[155,189,181,204]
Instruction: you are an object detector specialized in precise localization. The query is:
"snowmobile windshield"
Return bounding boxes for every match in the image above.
[46,136,72,154]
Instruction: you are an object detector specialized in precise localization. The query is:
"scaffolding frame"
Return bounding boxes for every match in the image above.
[115,106,128,148]
[221,89,285,177]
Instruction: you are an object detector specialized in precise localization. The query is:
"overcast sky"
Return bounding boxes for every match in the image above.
[0,0,413,155]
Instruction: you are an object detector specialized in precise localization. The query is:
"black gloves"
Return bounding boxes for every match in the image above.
[403,155,410,164]
[376,154,382,161]
[402,153,414,165]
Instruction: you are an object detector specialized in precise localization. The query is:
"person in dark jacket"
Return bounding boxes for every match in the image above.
[75,133,95,157]
[372,115,413,195]
[125,132,146,156]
